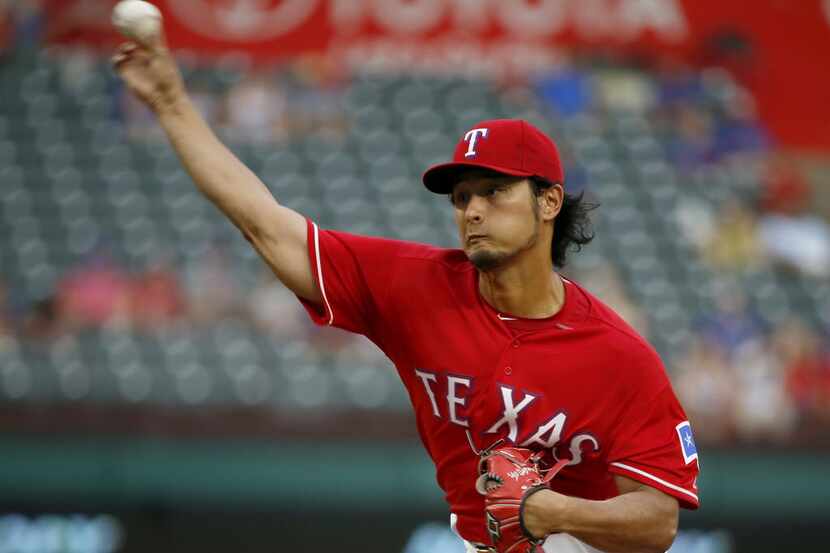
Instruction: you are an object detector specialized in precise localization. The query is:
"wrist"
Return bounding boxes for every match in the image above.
[153,90,190,119]
[522,488,569,538]
[552,493,573,534]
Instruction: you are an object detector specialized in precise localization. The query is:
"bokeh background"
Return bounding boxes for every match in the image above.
[2,1,830,552]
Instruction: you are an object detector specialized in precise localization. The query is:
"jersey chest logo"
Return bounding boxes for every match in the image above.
[415,369,600,466]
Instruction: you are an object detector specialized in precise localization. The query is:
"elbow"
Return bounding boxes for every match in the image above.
[240,198,284,246]
[650,512,678,553]
[241,225,263,245]
[239,215,274,248]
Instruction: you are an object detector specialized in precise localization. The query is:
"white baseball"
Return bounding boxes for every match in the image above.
[112,0,162,43]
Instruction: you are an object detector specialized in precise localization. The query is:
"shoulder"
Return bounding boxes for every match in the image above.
[569,280,666,379]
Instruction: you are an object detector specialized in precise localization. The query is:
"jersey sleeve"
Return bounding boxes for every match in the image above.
[606,348,701,509]
[297,219,403,338]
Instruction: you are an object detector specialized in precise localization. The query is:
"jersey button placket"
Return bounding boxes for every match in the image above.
[497,333,528,377]
[499,334,525,377]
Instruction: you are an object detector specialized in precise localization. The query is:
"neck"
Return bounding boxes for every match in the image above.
[477,252,565,319]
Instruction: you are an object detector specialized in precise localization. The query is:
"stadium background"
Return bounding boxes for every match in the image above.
[1,1,830,551]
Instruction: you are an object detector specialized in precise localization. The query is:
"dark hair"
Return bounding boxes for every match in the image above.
[530,177,597,268]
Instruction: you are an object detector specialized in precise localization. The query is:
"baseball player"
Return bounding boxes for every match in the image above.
[113,30,699,553]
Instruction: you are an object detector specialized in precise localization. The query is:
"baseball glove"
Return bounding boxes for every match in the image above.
[475,447,568,553]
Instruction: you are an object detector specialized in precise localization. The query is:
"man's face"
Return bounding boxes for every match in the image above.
[451,171,541,271]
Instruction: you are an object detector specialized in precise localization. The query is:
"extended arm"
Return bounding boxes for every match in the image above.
[112,35,320,303]
[522,474,679,553]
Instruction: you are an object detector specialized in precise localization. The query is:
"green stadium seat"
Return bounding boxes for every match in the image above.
[2,53,825,413]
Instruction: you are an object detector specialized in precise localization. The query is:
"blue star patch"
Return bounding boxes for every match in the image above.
[676,421,698,464]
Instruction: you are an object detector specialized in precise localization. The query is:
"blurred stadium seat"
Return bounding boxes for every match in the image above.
[0,46,828,446]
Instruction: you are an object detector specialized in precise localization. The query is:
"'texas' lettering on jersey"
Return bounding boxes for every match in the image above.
[415,369,599,465]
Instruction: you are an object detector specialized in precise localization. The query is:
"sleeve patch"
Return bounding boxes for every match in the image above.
[676,421,698,465]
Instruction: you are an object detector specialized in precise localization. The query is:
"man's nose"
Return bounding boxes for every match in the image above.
[465,194,486,224]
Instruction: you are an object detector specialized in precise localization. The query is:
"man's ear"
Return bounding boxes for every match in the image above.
[538,183,564,222]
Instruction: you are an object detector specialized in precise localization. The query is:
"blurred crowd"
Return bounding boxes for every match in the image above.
[2,15,830,445]
[535,54,830,443]
[120,54,349,144]
[0,243,317,342]
[569,258,830,445]
[673,165,830,442]
[653,70,830,443]
[678,304,830,443]
[540,53,830,278]
[0,0,43,54]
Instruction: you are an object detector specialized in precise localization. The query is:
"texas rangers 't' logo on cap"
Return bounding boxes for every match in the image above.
[463,128,489,158]
[422,119,565,194]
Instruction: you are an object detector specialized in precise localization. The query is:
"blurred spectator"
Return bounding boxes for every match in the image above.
[130,257,186,330]
[703,199,763,272]
[184,242,240,324]
[285,54,348,139]
[755,155,830,275]
[535,58,593,118]
[775,319,830,425]
[222,73,286,142]
[6,0,43,49]
[760,156,811,215]
[246,270,307,341]
[570,261,649,337]
[731,339,796,441]
[675,336,735,443]
[655,59,703,108]
[758,207,830,278]
[55,251,131,329]
[711,95,770,161]
[305,320,365,361]
[674,197,717,252]
[696,289,765,357]
[57,47,97,96]
[665,103,714,171]
[595,69,656,113]
[21,295,61,339]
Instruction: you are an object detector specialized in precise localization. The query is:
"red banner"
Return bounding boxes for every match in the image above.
[0,4,12,52]
[44,0,830,152]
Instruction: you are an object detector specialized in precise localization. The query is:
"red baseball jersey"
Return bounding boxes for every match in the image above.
[297,220,700,544]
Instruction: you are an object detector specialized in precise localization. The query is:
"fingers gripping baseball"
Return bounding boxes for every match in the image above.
[111,10,185,113]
